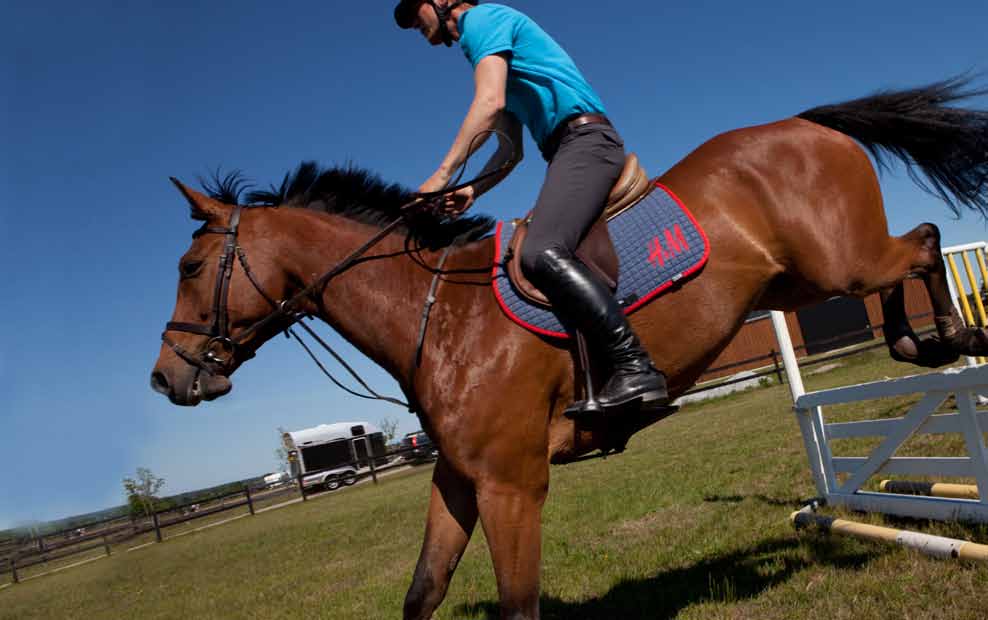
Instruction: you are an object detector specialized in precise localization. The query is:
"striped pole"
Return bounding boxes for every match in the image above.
[879,480,979,500]
[792,507,988,562]
[943,244,987,364]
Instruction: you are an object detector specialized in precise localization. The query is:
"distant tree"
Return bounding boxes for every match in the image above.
[379,417,399,444]
[122,467,166,519]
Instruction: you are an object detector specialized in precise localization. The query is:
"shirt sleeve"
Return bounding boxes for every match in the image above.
[460,6,516,67]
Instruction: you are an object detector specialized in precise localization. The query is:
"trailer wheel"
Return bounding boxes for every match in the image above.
[324,476,341,491]
[342,472,358,486]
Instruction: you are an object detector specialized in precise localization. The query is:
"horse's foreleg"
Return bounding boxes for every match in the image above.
[403,457,478,620]
[477,478,547,620]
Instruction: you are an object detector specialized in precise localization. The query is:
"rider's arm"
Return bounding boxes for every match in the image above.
[471,110,523,198]
[422,53,510,190]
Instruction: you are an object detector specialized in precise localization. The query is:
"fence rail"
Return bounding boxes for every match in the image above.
[0,445,434,585]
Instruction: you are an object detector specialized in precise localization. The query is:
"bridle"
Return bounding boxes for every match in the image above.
[162,206,246,376]
[161,202,409,383]
[161,130,516,409]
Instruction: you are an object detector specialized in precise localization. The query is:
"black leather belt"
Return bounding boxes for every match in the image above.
[542,113,612,160]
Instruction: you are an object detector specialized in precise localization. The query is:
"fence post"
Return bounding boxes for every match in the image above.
[11,557,18,584]
[245,485,255,515]
[369,455,378,485]
[771,349,785,384]
[103,535,111,557]
[297,472,307,502]
[152,512,162,543]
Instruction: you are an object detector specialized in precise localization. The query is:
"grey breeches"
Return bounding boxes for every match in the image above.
[519,123,625,283]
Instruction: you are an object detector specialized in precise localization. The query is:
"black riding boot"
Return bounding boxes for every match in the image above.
[531,247,669,413]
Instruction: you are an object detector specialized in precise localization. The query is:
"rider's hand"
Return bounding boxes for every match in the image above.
[440,186,475,216]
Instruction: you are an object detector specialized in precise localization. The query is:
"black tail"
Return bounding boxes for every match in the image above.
[798,76,988,217]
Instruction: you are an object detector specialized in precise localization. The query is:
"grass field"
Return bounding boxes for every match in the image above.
[3,347,988,619]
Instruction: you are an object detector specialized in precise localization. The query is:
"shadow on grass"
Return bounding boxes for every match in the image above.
[452,537,880,620]
[701,493,809,508]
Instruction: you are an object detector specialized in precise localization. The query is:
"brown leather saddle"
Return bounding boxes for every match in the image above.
[506,153,653,307]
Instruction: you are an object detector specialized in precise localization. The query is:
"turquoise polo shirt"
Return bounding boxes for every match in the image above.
[457,4,606,152]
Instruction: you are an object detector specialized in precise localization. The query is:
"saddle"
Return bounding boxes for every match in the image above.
[506,153,653,307]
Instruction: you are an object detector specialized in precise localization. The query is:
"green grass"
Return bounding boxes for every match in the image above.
[3,347,988,619]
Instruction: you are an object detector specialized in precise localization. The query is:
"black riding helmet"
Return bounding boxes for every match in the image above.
[394,0,477,46]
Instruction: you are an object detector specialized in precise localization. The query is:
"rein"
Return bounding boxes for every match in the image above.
[162,132,516,411]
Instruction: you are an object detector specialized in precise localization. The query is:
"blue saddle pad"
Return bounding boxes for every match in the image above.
[492,182,709,338]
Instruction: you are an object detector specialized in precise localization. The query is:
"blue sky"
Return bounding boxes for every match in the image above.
[2,1,987,529]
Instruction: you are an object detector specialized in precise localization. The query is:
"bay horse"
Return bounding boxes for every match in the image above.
[151,79,988,619]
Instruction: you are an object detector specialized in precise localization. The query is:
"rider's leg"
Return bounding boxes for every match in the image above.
[520,123,668,411]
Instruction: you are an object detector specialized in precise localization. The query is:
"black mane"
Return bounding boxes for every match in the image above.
[201,162,495,248]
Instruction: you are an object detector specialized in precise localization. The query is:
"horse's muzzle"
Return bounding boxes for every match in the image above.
[150,365,232,406]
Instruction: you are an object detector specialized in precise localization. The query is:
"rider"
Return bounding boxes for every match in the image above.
[394,1,668,414]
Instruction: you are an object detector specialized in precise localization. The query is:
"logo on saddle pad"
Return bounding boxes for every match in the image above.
[647,225,690,268]
[493,183,710,339]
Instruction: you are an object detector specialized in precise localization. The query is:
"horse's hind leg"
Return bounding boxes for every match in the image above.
[881,283,959,367]
[403,458,478,620]
[877,223,988,366]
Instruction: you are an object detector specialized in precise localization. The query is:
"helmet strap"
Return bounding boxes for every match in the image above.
[428,0,463,47]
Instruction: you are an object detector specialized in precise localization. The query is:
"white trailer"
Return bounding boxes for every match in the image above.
[282,421,387,491]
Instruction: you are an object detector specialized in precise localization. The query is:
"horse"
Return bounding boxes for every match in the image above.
[151,78,988,619]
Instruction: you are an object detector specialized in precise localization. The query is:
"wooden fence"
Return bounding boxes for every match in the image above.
[0,446,432,585]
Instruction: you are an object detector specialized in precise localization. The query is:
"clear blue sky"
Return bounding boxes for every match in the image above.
[3,1,987,530]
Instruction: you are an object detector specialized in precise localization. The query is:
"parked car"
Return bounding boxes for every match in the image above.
[401,431,438,463]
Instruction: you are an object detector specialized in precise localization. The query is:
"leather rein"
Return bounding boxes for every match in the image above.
[161,135,514,411]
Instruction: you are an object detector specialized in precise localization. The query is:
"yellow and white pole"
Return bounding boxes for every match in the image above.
[792,506,988,562]
[879,479,979,500]
[943,243,988,365]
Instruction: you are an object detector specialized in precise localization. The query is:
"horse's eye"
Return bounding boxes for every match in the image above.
[180,260,203,278]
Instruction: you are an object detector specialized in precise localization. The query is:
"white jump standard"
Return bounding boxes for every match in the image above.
[770,310,988,561]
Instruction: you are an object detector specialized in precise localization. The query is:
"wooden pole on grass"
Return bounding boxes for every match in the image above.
[880,480,979,500]
[792,507,988,562]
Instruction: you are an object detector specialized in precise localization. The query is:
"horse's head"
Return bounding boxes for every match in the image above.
[151,179,289,406]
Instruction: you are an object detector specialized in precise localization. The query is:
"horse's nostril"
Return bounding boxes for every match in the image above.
[150,371,171,395]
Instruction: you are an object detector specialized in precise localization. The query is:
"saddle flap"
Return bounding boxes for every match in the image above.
[507,215,619,309]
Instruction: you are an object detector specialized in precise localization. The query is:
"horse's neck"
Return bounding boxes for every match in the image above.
[278,209,488,393]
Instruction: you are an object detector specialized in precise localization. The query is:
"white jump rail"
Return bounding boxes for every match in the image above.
[792,363,988,523]
[770,309,988,562]
[768,237,988,559]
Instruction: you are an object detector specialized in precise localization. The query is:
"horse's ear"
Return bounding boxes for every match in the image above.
[169,177,230,222]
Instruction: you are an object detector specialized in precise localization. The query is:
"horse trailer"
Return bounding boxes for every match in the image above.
[282,422,388,491]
